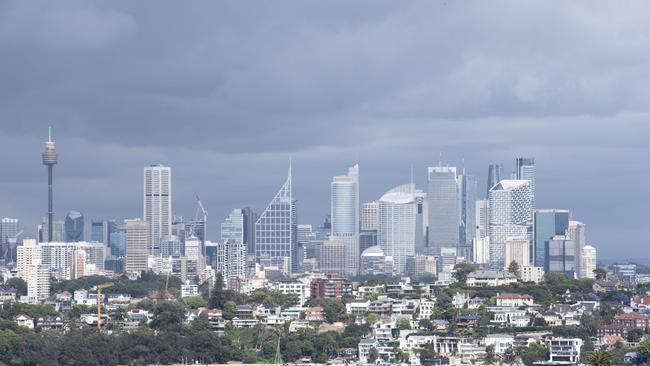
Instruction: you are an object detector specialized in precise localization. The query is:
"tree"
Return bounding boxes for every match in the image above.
[485,344,496,364]
[636,338,650,364]
[627,328,644,343]
[150,301,185,331]
[586,349,613,366]
[418,343,437,365]
[594,267,607,280]
[367,313,379,326]
[519,342,547,366]
[184,296,207,309]
[452,262,475,283]
[5,278,27,296]
[209,273,226,309]
[508,261,520,277]
[368,347,379,363]
[396,318,411,330]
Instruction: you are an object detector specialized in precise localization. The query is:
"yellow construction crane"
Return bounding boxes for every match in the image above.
[95,282,113,330]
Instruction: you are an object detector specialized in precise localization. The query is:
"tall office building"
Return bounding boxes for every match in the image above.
[567,221,586,279]
[125,219,149,274]
[242,207,257,255]
[514,158,536,207]
[320,236,346,275]
[427,166,459,256]
[504,237,530,269]
[221,209,245,244]
[378,183,416,274]
[143,165,172,256]
[533,210,570,270]
[361,202,378,231]
[64,211,84,242]
[548,235,576,278]
[109,225,127,257]
[487,164,504,196]
[297,225,313,247]
[42,127,58,243]
[581,245,596,279]
[160,235,181,257]
[330,164,360,277]
[459,173,477,259]
[39,218,64,242]
[0,218,19,245]
[255,165,295,273]
[488,180,532,268]
[91,219,116,246]
[475,199,488,239]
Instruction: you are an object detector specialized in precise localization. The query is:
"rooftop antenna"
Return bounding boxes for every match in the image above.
[438,151,442,167]
[461,156,466,175]
[288,155,292,178]
[48,126,52,142]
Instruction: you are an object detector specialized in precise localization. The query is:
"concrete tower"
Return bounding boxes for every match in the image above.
[41,127,58,242]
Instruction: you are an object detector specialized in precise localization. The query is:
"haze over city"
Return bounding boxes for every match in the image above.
[1,2,649,259]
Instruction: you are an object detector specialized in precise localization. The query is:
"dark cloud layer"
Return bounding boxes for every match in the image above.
[0,1,649,259]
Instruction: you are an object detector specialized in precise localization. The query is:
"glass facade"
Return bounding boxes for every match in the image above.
[378,183,416,275]
[427,166,459,256]
[255,168,295,273]
[487,164,504,196]
[488,180,532,268]
[533,209,570,269]
[221,209,245,244]
[64,211,84,242]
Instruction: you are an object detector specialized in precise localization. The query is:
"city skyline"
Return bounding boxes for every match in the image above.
[1,2,650,260]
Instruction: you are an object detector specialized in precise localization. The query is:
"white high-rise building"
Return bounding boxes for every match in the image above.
[216,241,246,287]
[568,221,586,279]
[475,199,488,239]
[504,237,530,269]
[473,236,489,264]
[144,165,172,256]
[330,164,359,277]
[361,202,378,231]
[581,245,596,279]
[378,183,416,275]
[27,264,50,303]
[17,239,42,278]
[427,166,459,256]
[125,219,149,274]
[488,180,532,269]
[514,158,535,208]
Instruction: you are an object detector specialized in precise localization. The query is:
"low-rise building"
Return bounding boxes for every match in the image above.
[466,270,517,287]
[496,293,534,307]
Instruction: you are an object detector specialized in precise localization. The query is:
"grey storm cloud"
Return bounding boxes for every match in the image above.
[0,1,649,259]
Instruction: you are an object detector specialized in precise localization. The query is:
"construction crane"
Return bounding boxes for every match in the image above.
[94,282,113,330]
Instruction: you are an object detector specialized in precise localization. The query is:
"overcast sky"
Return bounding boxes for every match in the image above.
[1,1,649,260]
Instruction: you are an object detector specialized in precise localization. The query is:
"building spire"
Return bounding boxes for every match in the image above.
[48,126,52,142]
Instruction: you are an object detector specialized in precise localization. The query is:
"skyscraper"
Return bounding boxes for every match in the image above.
[378,183,416,275]
[125,219,149,274]
[514,157,535,206]
[459,173,477,259]
[42,127,58,242]
[533,210,570,269]
[0,218,19,245]
[216,240,246,288]
[109,225,127,257]
[64,211,84,242]
[242,207,257,255]
[567,221,586,279]
[255,165,295,273]
[504,237,530,269]
[330,164,360,277]
[361,202,378,231]
[581,245,596,279]
[427,166,459,256]
[221,209,245,245]
[143,164,172,256]
[488,180,532,268]
[487,164,504,196]
[91,219,116,246]
[548,235,576,278]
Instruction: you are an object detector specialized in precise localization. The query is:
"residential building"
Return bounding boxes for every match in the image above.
[143,164,172,256]
[26,264,50,303]
[378,183,416,274]
[520,266,545,283]
[466,270,517,287]
[16,239,42,278]
[496,293,534,307]
[547,338,583,364]
[216,240,246,287]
